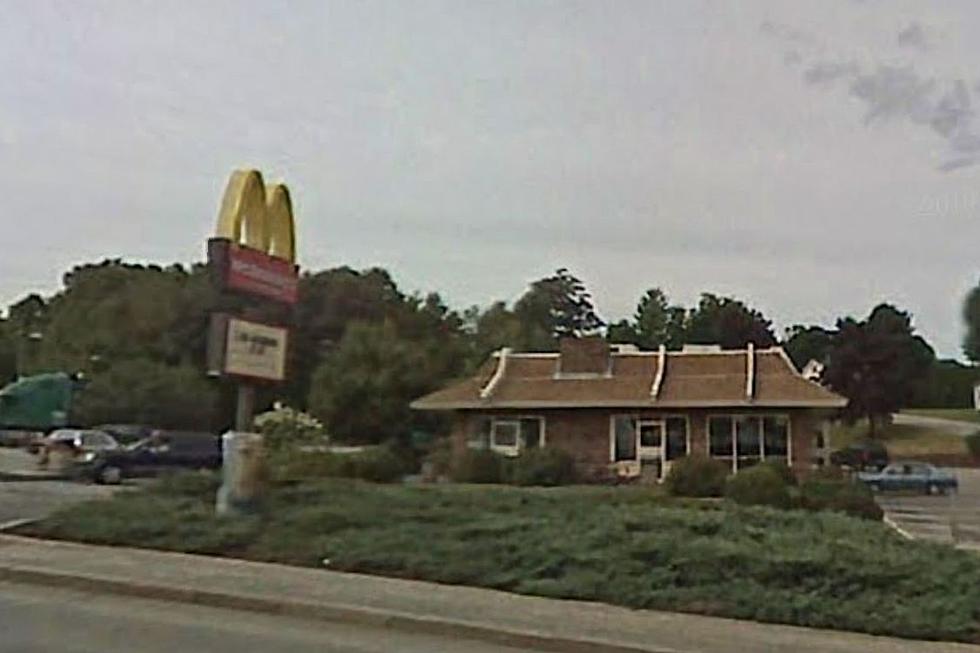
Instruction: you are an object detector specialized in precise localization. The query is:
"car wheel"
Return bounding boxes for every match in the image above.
[869,482,881,493]
[99,466,122,485]
[926,483,940,496]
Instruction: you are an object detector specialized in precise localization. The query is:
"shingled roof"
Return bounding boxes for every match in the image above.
[411,340,846,410]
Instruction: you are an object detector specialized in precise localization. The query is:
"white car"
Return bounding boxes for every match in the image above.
[39,429,120,464]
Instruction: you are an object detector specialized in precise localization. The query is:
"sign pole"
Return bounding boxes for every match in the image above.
[234,384,256,432]
[206,169,300,517]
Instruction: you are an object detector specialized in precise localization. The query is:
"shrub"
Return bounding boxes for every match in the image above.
[449,449,505,484]
[799,478,882,521]
[509,448,578,486]
[254,404,327,452]
[759,459,797,486]
[966,431,980,459]
[347,446,409,483]
[807,464,847,481]
[724,465,792,509]
[664,456,729,497]
[269,445,408,484]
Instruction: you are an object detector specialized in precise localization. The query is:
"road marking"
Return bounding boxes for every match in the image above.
[882,515,914,540]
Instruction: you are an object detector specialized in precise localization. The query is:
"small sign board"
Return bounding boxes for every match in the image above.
[974,382,980,411]
[208,314,288,382]
[208,238,299,305]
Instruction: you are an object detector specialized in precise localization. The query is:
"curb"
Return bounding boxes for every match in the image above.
[0,471,68,482]
[0,519,39,533]
[0,565,672,653]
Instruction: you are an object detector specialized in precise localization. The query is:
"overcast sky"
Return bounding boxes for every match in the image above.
[2,0,978,358]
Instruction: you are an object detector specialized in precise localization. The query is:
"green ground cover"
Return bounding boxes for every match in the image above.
[831,421,968,457]
[18,473,980,642]
[904,409,980,425]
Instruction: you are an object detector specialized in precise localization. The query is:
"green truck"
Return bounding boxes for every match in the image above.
[0,372,78,433]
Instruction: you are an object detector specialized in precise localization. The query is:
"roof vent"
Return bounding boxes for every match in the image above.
[681,344,723,354]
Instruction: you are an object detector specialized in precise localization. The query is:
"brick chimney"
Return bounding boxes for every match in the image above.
[558,336,611,375]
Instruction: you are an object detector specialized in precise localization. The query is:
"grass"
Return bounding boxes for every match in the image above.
[903,409,980,425]
[17,472,980,643]
[830,420,968,457]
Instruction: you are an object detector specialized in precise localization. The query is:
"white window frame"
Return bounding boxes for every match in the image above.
[487,415,546,457]
[705,413,793,473]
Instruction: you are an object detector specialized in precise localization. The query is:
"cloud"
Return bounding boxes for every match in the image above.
[766,18,980,171]
[803,61,858,85]
[897,22,928,50]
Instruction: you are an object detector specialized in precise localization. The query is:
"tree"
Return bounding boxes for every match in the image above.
[0,320,16,384]
[633,288,669,349]
[606,319,639,345]
[910,359,980,408]
[783,325,835,371]
[286,266,412,406]
[963,282,980,362]
[514,268,604,342]
[465,301,527,366]
[685,293,776,349]
[72,358,219,430]
[633,288,689,350]
[822,304,935,437]
[308,321,457,444]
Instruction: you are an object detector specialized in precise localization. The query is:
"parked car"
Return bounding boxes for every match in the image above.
[857,462,958,495]
[83,430,222,484]
[829,440,889,471]
[93,423,158,445]
[37,429,120,469]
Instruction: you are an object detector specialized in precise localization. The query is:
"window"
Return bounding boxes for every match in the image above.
[472,416,545,456]
[709,414,792,471]
[520,418,542,449]
[491,420,519,454]
[709,416,734,457]
[763,416,789,460]
[736,417,761,468]
[639,422,662,448]
[665,417,688,460]
[612,415,637,462]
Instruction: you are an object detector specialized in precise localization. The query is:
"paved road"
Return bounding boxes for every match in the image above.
[0,481,118,527]
[877,468,980,549]
[892,413,978,436]
[0,581,535,653]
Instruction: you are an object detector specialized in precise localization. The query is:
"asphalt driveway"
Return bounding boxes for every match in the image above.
[0,447,122,528]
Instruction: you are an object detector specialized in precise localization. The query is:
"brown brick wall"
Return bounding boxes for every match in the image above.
[451,407,831,479]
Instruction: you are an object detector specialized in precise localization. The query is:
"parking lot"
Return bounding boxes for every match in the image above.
[877,468,980,550]
[0,448,122,528]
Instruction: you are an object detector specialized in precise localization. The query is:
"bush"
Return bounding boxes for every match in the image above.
[347,446,410,483]
[664,456,729,497]
[967,431,980,459]
[270,445,408,484]
[509,448,578,486]
[254,404,327,452]
[449,449,505,484]
[759,459,797,486]
[724,465,792,509]
[808,464,847,481]
[799,478,883,521]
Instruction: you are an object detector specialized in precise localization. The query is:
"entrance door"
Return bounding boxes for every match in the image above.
[638,420,665,480]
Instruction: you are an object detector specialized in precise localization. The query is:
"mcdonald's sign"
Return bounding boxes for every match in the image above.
[207,169,299,304]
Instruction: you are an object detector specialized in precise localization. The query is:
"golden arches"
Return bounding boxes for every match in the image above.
[215,169,296,263]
